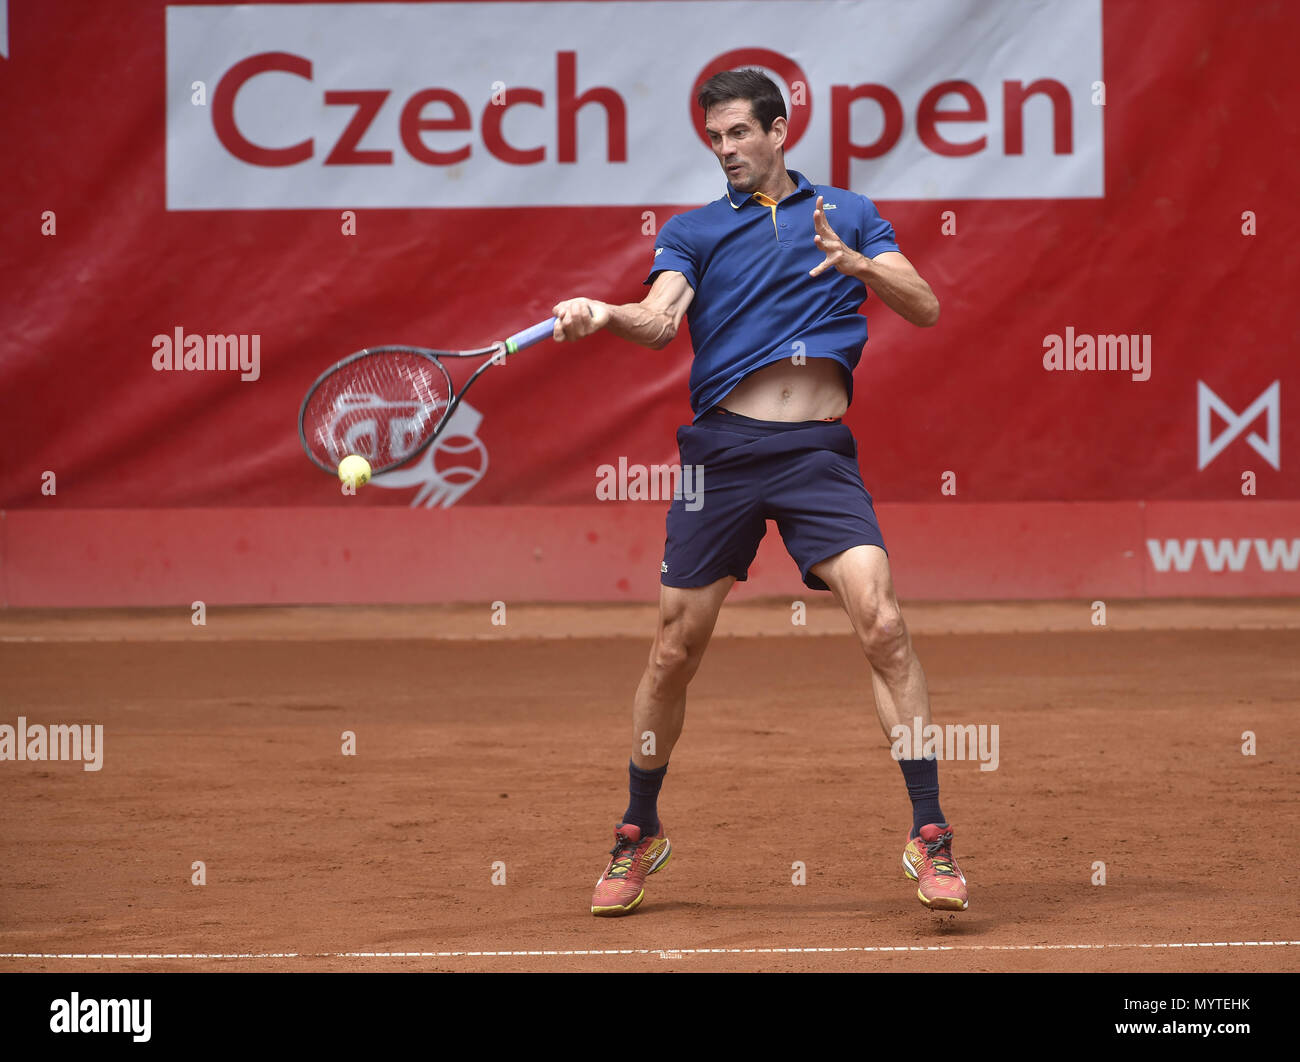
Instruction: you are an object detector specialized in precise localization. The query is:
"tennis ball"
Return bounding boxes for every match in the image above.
[338,454,371,488]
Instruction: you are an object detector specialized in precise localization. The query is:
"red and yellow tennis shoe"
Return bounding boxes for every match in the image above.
[902,823,969,911]
[591,822,672,917]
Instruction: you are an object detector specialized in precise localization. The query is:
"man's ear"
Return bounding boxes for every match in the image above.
[769,114,788,150]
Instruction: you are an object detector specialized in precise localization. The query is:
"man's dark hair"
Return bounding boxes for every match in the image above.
[697,69,787,132]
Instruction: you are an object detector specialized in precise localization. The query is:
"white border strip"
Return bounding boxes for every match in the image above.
[3,941,1298,960]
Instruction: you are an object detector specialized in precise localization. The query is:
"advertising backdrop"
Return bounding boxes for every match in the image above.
[1,0,1296,603]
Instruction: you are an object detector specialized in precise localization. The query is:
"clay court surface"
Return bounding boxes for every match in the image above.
[1,599,1297,973]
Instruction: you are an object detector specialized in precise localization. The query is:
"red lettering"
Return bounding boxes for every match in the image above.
[324,90,393,165]
[1003,79,1073,155]
[400,89,472,165]
[556,51,626,164]
[212,52,313,166]
[691,48,811,150]
[830,84,903,187]
[481,88,546,165]
[917,80,986,157]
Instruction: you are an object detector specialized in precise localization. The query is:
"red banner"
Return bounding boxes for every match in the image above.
[0,1,1296,603]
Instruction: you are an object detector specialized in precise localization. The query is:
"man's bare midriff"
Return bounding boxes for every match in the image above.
[716,357,849,422]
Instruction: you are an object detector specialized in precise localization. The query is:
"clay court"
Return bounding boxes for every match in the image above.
[2,599,1296,974]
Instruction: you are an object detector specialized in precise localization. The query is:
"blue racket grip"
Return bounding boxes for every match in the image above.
[504,317,558,354]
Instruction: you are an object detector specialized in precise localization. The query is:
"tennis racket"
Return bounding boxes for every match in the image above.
[298,316,557,476]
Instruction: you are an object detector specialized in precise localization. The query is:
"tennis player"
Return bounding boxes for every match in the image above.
[552,69,968,916]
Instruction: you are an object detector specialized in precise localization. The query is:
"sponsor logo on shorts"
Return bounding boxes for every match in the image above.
[890,716,999,772]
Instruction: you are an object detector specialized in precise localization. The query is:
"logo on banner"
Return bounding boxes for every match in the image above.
[1197,380,1280,470]
[166,1,1104,208]
[370,402,488,508]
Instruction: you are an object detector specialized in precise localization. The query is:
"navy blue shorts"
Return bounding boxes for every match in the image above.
[661,409,886,592]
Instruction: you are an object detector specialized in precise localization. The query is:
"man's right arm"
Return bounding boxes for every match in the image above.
[552,270,695,351]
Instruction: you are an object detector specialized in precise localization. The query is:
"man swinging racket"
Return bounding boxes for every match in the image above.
[552,69,969,917]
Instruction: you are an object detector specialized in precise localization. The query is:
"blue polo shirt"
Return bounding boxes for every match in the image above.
[645,170,899,417]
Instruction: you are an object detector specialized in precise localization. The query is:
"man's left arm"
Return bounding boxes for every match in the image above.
[810,196,940,327]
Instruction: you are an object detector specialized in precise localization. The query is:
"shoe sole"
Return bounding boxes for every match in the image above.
[902,849,969,912]
[591,842,672,917]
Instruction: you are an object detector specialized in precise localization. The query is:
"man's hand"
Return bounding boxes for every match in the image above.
[809,197,939,326]
[551,298,609,342]
[550,273,694,349]
[809,196,865,278]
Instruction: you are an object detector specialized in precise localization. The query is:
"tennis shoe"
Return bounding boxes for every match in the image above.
[591,822,671,916]
[902,823,969,911]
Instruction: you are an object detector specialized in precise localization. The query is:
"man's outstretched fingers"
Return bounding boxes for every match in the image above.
[810,238,831,277]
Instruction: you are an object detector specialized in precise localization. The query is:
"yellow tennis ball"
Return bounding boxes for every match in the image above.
[338,454,371,488]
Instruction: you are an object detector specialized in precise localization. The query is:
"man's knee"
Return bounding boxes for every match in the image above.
[646,579,729,691]
[855,599,911,673]
[648,614,709,686]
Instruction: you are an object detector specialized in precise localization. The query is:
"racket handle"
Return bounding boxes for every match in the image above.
[504,317,558,353]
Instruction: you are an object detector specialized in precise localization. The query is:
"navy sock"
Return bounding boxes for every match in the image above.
[622,759,667,836]
[898,755,945,839]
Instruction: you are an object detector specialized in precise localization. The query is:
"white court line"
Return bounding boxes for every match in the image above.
[2,941,1297,960]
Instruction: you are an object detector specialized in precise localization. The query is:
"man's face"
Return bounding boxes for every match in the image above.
[704,100,786,193]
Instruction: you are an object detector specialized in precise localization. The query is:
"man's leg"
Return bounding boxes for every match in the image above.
[811,545,928,739]
[591,576,733,917]
[811,544,969,912]
[631,577,735,771]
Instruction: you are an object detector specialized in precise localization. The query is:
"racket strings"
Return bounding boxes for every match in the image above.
[301,350,452,471]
